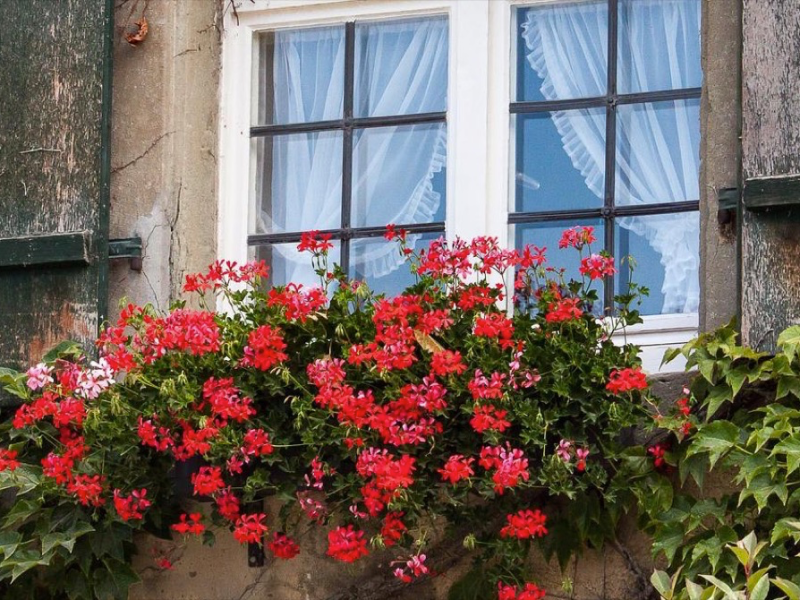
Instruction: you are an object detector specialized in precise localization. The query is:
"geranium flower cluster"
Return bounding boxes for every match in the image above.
[0,226,658,600]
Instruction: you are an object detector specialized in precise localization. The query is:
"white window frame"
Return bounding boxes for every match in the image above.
[218,0,699,373]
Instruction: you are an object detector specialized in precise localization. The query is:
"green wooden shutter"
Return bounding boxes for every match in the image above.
[0,0,113,369]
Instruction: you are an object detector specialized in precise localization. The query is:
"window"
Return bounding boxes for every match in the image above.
[247,16,448,295]
[219,0,703,372]
[509,0,702,320]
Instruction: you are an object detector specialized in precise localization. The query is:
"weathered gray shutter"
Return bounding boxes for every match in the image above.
[0,0,113,369]
[741,1,800,350]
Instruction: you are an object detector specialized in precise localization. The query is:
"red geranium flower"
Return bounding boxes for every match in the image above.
[499,509,548,539]
[606,367,647,394]
[268,532,300,559]
[0,449,20,472]
[326,525,369,563]
[233,513,269,545]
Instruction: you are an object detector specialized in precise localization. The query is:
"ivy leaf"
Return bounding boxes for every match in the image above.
[0,465,42,496]
[691,536,725,571]
[65,520,95,540]
[65,569,91,600]
[652,523,684,564]
[4,498,43,528]
[772,435,800,475]
[662,347,682,366]
[649,475,675,515]
[770,518,800,546]
[777,326,800,363]
[0,532,22,559]
[697,359,717,385]
[727,369,748,399]
[0,367,27,400]
[776,376,800,401]
[41,532,76,556]
[686,421,740,468]
[703,384,733,421]
[2,548,49,583]
[89,523,132,562]
[679,453,708,488]
[739,472,788,512]
[748,427,776,453]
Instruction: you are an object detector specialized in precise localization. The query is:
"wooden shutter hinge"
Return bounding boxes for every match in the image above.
[717,187,739,226]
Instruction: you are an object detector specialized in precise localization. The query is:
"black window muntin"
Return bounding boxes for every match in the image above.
[509,0,701,312]
[248,21,447,277]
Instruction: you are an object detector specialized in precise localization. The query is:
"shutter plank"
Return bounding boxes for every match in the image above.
[741,0,800,350]
[0,0,112,369]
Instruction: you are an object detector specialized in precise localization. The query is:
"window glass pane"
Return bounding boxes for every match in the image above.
[515,2,607,103]
[350,233,440,297]
[355,17,448,118]
[614,212,698,315]
[351,123,446,228]
[512,110,605,213]
[253,27,345,126]
[512,219,605,315]
[618,0,702,94]
[253,242,341,289]
[252,132,343,234]
[615,98,700,206]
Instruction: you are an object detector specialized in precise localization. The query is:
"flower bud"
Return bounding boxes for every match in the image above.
[462,534,476,550]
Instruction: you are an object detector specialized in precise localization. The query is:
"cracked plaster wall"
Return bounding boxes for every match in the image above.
[107,1,740,598]
[109,0,220,320]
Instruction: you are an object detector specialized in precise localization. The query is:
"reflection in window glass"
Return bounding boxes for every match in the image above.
[513,110,605,213]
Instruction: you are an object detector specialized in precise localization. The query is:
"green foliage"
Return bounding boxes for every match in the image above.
[653,533,791,600]
[640,321,800,598]
[0,233,653,599]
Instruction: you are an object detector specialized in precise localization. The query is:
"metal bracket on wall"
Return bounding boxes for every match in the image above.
[108,237,143,271]
[717,187,739,226]
[245,500,266,567]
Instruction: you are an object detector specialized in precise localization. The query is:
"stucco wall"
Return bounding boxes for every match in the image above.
[107,1,740,598]
[109,0,220,320]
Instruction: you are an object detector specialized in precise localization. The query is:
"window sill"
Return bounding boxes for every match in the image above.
[611,313,698,374]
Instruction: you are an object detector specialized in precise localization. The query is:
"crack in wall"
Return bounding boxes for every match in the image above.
[111,131,174,174]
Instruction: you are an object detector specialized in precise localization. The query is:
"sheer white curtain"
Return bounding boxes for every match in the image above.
[521,0,701,314]
[259,18,448,282]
